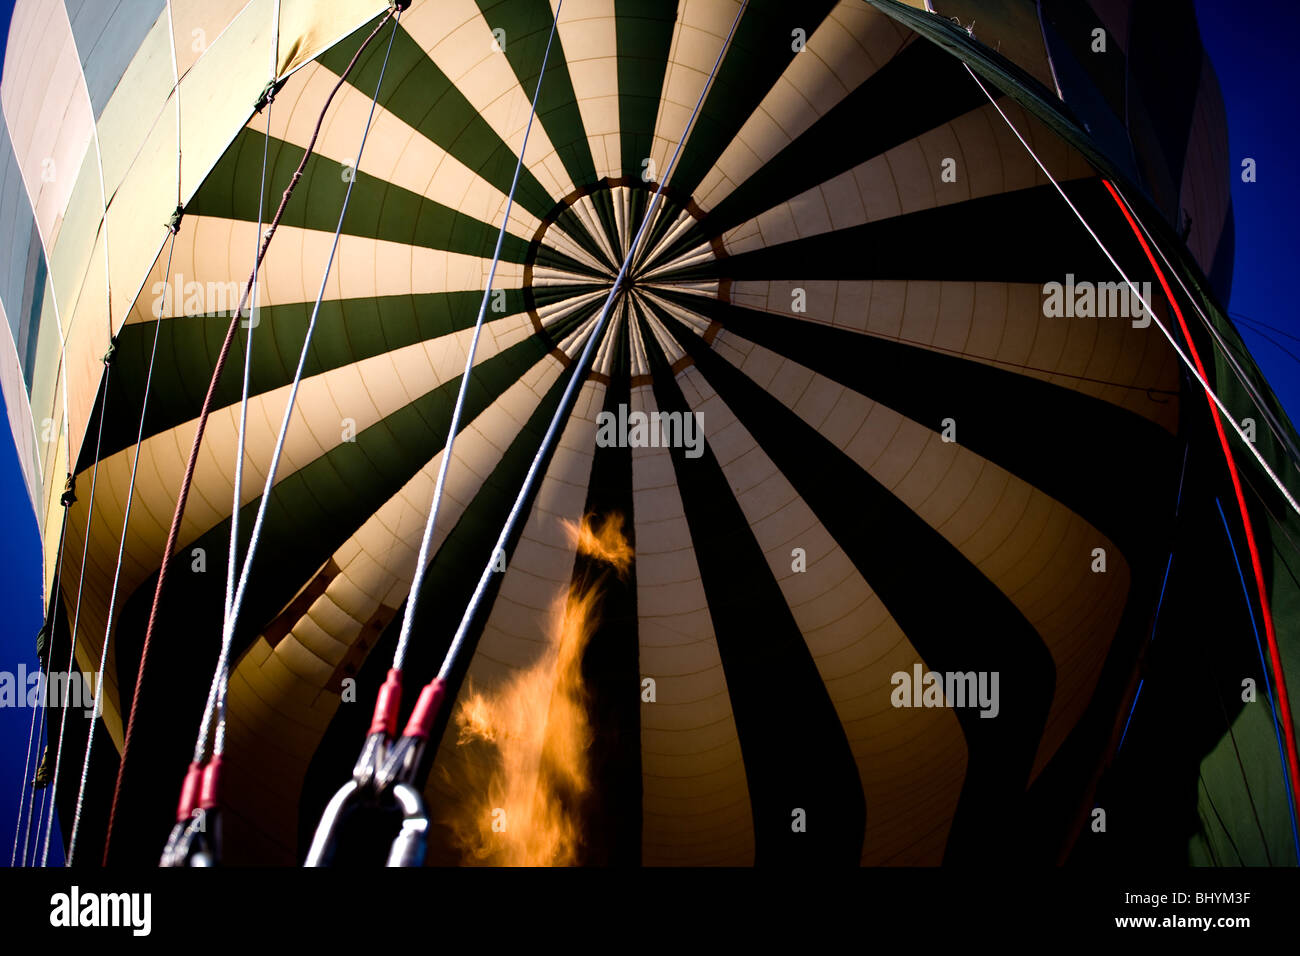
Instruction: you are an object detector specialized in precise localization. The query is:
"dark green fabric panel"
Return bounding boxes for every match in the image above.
[475,0,598,191]
[315,17,626,280]
[638,309,867,864]
[187,127,532,261]
[81,289,535,469]
[660,38,993,263]
[671,180,1127,285]
[654,289,1178,560]
[665,0,839,202]
[615,0,677,179]
[316,19,558,226]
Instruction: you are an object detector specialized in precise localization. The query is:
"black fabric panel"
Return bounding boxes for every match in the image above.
[650,303,1056,862]
[639,314,866,864]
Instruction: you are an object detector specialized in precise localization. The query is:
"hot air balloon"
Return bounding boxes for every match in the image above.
[4,0,1297,868]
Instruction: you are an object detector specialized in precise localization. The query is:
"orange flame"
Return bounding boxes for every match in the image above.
[564,512,633,578]
[449,512,631,865]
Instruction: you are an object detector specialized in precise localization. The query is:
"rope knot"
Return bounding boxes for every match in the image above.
[254,77,287,113]
[166,204,184,235]
[60,472,76,507]
[102,335,117,367]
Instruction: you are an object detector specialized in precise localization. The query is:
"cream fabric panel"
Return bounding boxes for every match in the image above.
[728,279,1180,434]
[275,0,389,77]
[401,0,577,203]
[719,100,1094,255]
[693,0,907,213]
[648,0,743,185]
[708,328,1130,781]
[124,218,525,328]
[632,381,754,866]
[257,61,546,251]
[552,0,621,180]
[672,362,965,863]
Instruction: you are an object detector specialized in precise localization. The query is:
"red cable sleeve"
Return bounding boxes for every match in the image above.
[370,669,404,737]
[1103,179,1300,816]
[402,679,447,740]
[175,762,202,824]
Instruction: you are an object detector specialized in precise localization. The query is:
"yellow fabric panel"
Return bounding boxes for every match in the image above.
[49,144,111,483]
[95,9,173,199]
[177,0,277,202]
[276,0,389,77]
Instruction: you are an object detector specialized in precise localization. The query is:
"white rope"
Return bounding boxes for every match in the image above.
[1108,181,1300,469]
[193,9,280,766]
[63,233,171,866]
[12,509,70,866]
[12,652,40,864]
[437,0,750,683]
[28,778,48,867]
[220,12,402,679]
[963,63,1300,519]
[391,0,564,672]
[40,358,113,865]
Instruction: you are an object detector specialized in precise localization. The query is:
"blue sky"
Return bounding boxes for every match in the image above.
[1,1,1297,866]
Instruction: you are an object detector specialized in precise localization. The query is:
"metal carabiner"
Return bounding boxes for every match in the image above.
[385,782,429,868]
[175,815,217,866]
[160,810,217,867]
[304,779,364,867]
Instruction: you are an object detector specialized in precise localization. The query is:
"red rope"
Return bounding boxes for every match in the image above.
[102,9,397,865]
[1103,179,1300,817]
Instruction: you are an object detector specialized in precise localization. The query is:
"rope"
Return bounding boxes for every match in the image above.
[1107,182,1300,470]
[962,63,1300,521]
[220,10,400,704]
[1234,316,1300,369]
[193,28,278,769]
[35,358,113,865]
[391,0,563,674]
[103,6,403,864]
[63,236,169,866]
[435,0,748,685]
[12,508,70,866]
[964,56,1300,843]
[1102,179,1300,819]
[12,657,39,863]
